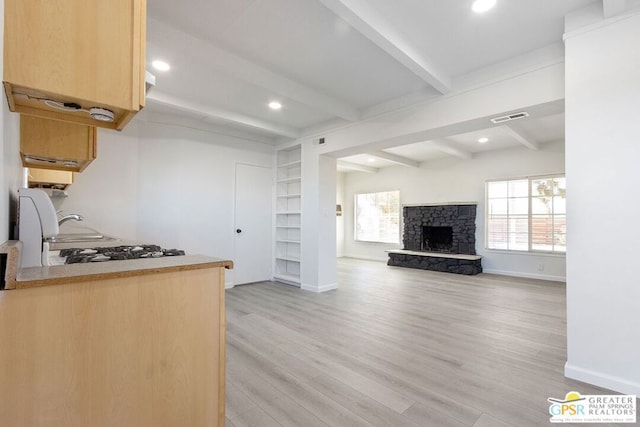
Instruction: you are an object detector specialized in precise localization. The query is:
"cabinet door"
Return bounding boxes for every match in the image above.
[21,115,97,172]
[28,168,74,190]
[3,0,146,130]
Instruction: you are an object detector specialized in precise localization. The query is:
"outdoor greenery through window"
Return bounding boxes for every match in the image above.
[355,190,400,244]
[486,175,566,253]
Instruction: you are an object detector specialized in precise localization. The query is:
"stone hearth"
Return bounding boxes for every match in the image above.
[387,250,482,275]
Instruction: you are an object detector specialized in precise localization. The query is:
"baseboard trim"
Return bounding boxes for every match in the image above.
[482,268,566,282]
[565,362,640,395]
[301,282,338,293]
[342,255,388,262]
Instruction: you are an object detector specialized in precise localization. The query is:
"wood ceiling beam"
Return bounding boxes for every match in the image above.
[317,0,451,94]
[367,151,419,167]
[146,91,301,139]
[148,18,360,122]
[502,125,539,150]
[429,140,473,159]
[337,160,378,173]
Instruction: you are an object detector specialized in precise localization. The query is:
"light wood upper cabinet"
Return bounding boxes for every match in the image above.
[21,115,97,172]
[3,0,146,130]
[28,168,74,190]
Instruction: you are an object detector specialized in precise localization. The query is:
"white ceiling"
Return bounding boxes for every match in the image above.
[143,0,608,169]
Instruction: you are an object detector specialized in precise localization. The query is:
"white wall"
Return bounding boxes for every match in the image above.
[342,141,566,281]
[565,10,640,395]
[336,172,345,257]
[135,122,274,286]
[59,126,140,238]
[58,119,275,287]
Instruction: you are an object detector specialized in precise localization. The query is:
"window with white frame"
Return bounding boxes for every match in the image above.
[355,190,400,244]
[486,175,566,253]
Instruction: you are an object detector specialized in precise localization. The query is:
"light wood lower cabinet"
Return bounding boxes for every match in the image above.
[0,267,226,427]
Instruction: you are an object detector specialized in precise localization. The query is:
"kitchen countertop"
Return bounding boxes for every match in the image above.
[1,240,233,290]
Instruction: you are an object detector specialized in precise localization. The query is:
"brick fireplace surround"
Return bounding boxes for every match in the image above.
[387,203,483,275]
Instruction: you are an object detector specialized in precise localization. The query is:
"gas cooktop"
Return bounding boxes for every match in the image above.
[58,245,186,264]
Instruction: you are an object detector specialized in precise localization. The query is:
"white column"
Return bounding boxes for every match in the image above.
[565,10,640,395]
[301,141,337,292]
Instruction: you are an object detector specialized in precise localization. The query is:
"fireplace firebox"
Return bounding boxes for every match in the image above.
[422,226,453,252]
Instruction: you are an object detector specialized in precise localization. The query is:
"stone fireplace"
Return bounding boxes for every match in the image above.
[403,204,477,255]
[387,203,482,275]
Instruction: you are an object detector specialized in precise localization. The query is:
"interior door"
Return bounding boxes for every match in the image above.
[234,163,273,285]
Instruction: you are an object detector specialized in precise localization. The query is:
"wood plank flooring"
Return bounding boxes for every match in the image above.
[225,258,631,427]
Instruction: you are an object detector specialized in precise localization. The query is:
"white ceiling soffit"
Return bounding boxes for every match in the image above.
[501,125,539,150]
[317,0,451,94]
[337,160,378,173]
[603,0,631,18]
[135,107,281,145]
[146,91,300,139]
[367,150,419,167]
[428,139,473,159]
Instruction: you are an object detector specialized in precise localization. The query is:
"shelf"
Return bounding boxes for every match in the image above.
[277,160,301,168]
[275,255,300,262]
[276,177,301,184]
[275,144,302,288]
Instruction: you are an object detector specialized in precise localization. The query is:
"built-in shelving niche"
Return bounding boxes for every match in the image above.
[274,145,301,286]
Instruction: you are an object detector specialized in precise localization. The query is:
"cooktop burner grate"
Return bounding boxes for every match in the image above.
[60,245,186,264]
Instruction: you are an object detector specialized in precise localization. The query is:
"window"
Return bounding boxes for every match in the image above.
[486,175,566,253]
[355,190,400,243]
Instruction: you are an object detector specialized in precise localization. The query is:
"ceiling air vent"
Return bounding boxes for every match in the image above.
[490,111,530,124]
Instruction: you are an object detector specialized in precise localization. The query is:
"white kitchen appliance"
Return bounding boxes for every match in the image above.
[18,188,59,267]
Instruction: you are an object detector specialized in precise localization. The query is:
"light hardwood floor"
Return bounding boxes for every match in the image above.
[225,258,632,427]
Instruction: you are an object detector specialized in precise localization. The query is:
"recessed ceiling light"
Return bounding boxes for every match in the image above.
[478,137,489,144]
[268,101,282,110]
[151,60,170,72]
[368,157,376,163]
[472,0,496,13]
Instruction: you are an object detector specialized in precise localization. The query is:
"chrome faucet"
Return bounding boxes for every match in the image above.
[58,213,84,226]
